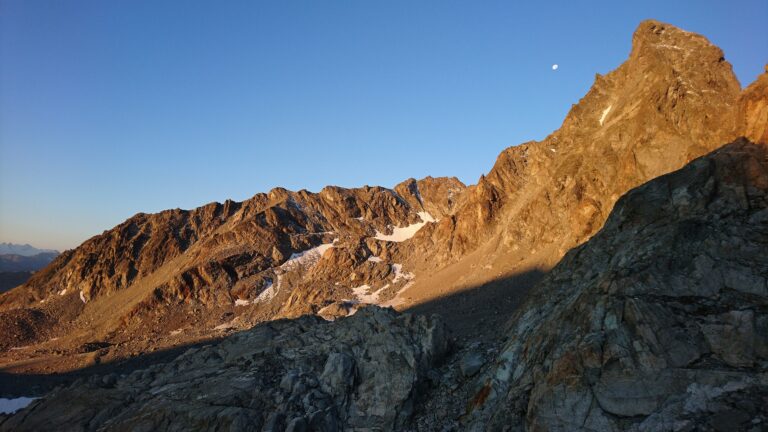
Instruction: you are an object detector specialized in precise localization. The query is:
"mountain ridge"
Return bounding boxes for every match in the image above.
[0,19,764,378]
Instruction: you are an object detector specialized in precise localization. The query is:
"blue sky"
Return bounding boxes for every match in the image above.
[1,0,766,251]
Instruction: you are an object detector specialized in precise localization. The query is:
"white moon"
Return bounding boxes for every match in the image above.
[552,64,559,71]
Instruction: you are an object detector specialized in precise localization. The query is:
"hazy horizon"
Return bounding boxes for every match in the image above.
[2,0,766,251]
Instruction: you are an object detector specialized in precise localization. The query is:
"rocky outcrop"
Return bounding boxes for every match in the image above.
[0,307,449,431]
[460,139,768,431]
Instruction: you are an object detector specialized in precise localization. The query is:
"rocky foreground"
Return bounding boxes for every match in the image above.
[1,307,449,431]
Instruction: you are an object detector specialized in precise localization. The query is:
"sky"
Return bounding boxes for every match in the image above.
[1,1,766,251]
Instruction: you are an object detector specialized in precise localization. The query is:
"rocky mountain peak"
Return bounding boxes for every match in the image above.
[403,20,743,280]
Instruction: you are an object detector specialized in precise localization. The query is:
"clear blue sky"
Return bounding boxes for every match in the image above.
[1,0,766,251]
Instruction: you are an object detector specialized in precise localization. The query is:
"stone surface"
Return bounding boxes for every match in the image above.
[0,307,449,431]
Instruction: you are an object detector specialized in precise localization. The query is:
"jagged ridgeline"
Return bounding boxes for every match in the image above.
[1,19,767,431]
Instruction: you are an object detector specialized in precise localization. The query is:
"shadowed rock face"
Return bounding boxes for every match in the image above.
[0,307,449,431]
[462,139,768,431]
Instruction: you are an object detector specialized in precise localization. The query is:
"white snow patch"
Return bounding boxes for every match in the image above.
[380,281,415,308]
[352,284,378,303]
[599,105,612,125]
[214,321,236,331]
[58,289,67,296]
[281,242,335,270]
[392,264,415,283]
[235,299,251,306]
[418,211,436,223]
[374,212,435,242]
[79,290,87,303]
[255,278,276,302]
[656,44,684,50]
[367,256,383,263]
[0,397,37,414]
[352,284,392,304]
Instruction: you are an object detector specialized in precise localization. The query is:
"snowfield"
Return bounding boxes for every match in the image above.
[374,212,436,242]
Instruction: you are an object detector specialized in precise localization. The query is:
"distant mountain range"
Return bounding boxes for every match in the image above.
[0,244,59,293]
[0,252,59,273]
[0,243,58,257]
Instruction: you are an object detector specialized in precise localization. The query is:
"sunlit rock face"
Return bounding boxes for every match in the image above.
[404,19,743,273]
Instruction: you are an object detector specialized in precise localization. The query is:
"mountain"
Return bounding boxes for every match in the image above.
[397,20,743,320]
[0,273,34,294]
[4,128,765,432]
[0,243,57,257]
[0,252,58,273]
[0,177,466,358]
[0,18,764,387]
[0,251,59,293]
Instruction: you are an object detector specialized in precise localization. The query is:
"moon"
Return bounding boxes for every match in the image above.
[552,64,559,71]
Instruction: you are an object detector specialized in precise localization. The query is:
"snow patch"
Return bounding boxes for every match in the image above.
[0,397,37,414]
[214,321,236,331]
[58,289,67,296]
[373,212,435,242]
[656,43,684,50]
[235,299,251,306]
[367,256,383,263]
[79,290,87,303]
[380,281,415,308]
[170,329,183,336]
[352,284,391,304]
[599,105,612,125]
[281,242,335,270]
[256,278,276,302]
[352,284,377,303]
[392,264,415,283]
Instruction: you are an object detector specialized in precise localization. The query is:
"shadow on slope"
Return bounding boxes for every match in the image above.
[403,269,546,342]
[0,269,547,399]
